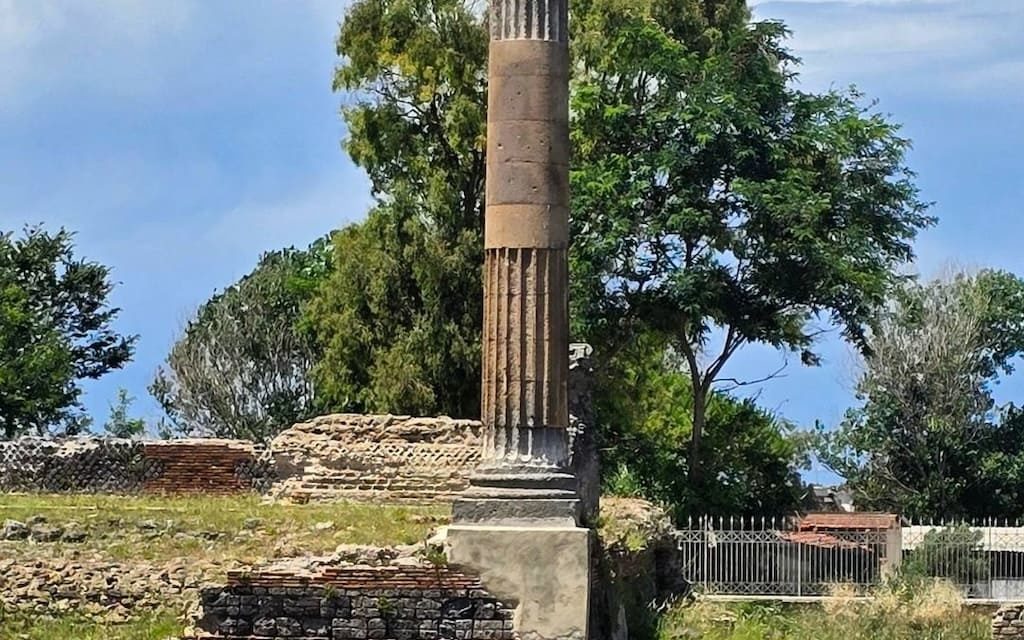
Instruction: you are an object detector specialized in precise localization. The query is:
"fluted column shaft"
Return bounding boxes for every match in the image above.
[481,0,570,470]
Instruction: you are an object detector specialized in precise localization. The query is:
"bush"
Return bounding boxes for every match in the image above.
[900,525,990,591]
[658,581,988,640]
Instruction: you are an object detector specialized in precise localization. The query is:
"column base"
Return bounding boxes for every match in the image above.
[453,468,582,526]
[447,524,591,640]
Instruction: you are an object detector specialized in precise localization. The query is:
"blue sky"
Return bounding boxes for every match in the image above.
[1,1,1022,469]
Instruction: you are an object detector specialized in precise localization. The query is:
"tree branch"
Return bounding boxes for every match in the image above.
[716,361,789,393]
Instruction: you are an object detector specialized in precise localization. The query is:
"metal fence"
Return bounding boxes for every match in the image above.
[675,516,1024,601]
[903,521,1024,600]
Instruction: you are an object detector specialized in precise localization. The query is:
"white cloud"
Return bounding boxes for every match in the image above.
[755,0,1024,99]
[0,0,354,115]
[0,0,200,112]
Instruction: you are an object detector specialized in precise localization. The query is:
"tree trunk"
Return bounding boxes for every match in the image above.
[689,388,707,486]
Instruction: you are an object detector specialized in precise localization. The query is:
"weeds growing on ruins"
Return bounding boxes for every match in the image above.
[658,582,989,640]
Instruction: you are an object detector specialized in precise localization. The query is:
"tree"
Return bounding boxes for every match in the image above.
[103,388,146,439]
[901,525,989,590]
[600,334,808,517]
[0,226,135,438]
[151,241,328,442]
[817,270,1024,519]
[313,0,929,496]
[568,0,932,485]
[306,0,487,417]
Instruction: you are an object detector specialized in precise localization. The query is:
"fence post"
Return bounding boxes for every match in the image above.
[703,516,710,593]
[797,525,803,597]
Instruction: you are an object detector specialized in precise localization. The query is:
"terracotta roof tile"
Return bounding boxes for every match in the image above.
[798,512,898,531]
[778,531,872,550]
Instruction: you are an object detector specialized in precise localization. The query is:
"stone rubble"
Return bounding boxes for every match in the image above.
[994,605,1024,638]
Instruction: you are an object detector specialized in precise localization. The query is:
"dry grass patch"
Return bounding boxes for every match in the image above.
[658,582,989,640]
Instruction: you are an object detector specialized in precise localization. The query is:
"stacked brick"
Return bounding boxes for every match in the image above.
[143,441,269,494]
[184,566,517,640]
[994,605,1024,638]
[0,437,274,495]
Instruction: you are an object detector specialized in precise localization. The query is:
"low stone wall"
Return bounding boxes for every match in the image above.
[268,415,483,503]
[0,555,207,622]
[270,348,597,508]
[994,605,1024,637]
[1,348,594,504]
[0,437,274,495]
[183,552,516,640]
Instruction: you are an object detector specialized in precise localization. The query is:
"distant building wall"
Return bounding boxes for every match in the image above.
[0,348,594,503]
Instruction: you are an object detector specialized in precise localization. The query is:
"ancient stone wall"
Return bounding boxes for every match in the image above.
[0,438,274,495]
[270,349,596,505]
[183,560,516,640]
[1,348,593,503]
[994,605,1024,638]
[591,498,687,640]
[268,415,483,503]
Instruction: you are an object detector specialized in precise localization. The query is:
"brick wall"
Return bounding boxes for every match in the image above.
[183,565,517,640]
[1,346,594,503]
[0,437,273,495]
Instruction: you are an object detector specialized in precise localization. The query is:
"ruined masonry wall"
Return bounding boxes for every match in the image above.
[184,566,517,640]
[994,605,1024,638]
[1,351,593,503]
[270,352,595,505]
[269,415,483,503]
[0,438,274,495]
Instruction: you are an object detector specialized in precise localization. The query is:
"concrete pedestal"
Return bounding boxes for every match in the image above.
[447,524,591,640]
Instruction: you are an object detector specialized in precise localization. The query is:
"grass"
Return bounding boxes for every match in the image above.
[0,493,450,639]
[0,610,181,640]
[657,582,991,640]
[0,493,448,565]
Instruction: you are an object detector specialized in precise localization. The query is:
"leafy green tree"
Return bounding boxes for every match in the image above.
[310,0,928,512]
[901,525,989,589]
[151,241,329,442]
[103,388,146,439]
[818,270,1024,519]
[0,226,135,438]
[568,0,932,485]
[307,0,487,417]
[600,335,809,517]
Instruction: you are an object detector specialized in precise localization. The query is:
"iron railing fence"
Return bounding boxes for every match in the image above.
[675,516,891,597]
[903,520,1024,600]
[675,517,1024,601]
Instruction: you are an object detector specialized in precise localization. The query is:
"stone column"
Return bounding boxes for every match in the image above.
[448,7,592,638]
[455,0,579,525]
